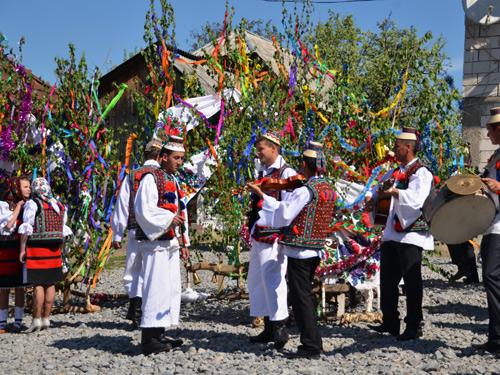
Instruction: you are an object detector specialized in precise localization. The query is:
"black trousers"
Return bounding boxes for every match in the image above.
[287,256,322,352]
[380,241,423,328]
[480,234,500,345]
[448,241,479,280]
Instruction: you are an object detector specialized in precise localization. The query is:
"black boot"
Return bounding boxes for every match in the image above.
[132,297,142,330]
[141,328,172,355]
[125,297,138,320]
[273,320,289,349]
[126,297,142,330]
[250,317,274,343]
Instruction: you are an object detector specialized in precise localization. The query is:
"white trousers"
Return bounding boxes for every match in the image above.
[140,247,181,328]
[248,240,289,321]
[122,229,142,298]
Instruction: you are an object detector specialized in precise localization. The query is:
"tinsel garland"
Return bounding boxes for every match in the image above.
[316,237,381,278]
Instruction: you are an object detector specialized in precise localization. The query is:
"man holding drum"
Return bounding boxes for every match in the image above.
[474,107,500,354]
[365,127,434,341]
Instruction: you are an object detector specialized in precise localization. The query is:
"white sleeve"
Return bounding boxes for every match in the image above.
[394,167,433,229]
[63,208,73,237]
[367,169,394,199]
[18,200,38,235]
[111,175,131,242]
[256,186,311,228]
[0,201,15,235]
[279,167,299,202]
[135,174,175,241]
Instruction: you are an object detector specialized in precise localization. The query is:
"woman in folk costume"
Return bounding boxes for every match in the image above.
[18,177,72,333]
[0,176,31,333]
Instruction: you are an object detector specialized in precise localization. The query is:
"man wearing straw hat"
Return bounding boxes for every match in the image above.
[473,107,500,354]
[134,135,190,355]
[248,141,337,359]
[246,133,297,350]
[365,127,434,341]
[111,137,162,330]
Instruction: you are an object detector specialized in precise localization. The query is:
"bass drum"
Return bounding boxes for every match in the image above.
[422,177,496,244]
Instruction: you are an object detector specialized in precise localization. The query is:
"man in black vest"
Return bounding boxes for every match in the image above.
[365,127,434,341]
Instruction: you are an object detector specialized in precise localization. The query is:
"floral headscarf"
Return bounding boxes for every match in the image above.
[4,176,28,209]
[31,177,61,215]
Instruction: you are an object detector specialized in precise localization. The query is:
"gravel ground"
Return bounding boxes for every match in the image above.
[1,250,499,375]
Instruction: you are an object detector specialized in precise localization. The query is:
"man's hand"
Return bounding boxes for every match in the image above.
[170,215,186,228]
[364,196,375,212]
[19,247,26,264]
[180,247,189,260]
[111,241,122,250]
[246,182,264,197]
[483,178,500,194]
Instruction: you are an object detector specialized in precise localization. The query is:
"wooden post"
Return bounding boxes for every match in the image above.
[217,253,224,295]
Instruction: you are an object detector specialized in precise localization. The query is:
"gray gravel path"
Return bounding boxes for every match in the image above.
[1,251,499,375]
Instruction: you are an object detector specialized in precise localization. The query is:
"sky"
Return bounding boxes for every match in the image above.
[1,0,466,90]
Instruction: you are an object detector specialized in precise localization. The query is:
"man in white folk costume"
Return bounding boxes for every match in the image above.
[247,142,337,359]
[365,127,434,341]
[111,137,163,330]
[246,133,297,349]
[134,135,190,355]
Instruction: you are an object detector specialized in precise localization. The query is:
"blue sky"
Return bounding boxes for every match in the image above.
[2,0,465,89]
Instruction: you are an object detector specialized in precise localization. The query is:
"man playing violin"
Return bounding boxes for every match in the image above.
[247,141,336,359]
[364,127,434,341]
[473,107,500,354]
[246,133,297,349]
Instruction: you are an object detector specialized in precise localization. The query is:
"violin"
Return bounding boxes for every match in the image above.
[259,174,307,191]
[232,174,307,195]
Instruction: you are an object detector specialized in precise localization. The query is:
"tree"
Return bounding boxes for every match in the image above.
[188,18,276,51]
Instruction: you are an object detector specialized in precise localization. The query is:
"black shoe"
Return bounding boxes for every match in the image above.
[273,320,289,350]
[160,335,184,348]
[472,342,500,354]
[396,326,423,341]
[141,337,172,355]
[450,269,467,282]
[368,323,400,336]
[250,317,274,343]
[283,349,322,359]
[464,275,480,284]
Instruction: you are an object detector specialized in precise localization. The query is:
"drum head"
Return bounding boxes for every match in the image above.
[429,193,496,244]
[446,174,483,195]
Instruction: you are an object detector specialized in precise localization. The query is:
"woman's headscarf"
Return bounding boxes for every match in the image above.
[4,176,28,209]
[31,177,61,215]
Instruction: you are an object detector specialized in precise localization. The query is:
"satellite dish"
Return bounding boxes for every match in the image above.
[463,0,500,25]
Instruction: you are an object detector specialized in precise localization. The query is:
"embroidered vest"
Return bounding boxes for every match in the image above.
[27,198,65,246]
[127,165,158,230]
[393,160,431,232]
[135,169,178,242]
[279,179,337,249]
[0,205,23,249]
[248,164,293,244]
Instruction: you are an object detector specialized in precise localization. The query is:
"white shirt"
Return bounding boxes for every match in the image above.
[18,200,72,237]
[111,160,158,242]
[0,201,16,236]
[134,161,190,251]
[483,155,500,235]
[367,158,434,250]
[256,176,324,259]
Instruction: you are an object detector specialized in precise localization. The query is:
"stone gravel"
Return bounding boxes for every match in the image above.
[1,250,499,375]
